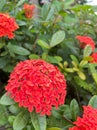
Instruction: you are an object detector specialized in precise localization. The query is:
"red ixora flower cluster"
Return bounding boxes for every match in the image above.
[5,59,67,115]
[23,3,35,19]
[90,52,97,63]
[76,35,95,51]
[76,35,97,63]
[0,13,19,39]
[69,105,97,130]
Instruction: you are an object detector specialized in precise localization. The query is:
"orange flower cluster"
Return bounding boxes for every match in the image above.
[69,105,97,130]
[5,59,67,115]
[23,3,35,19]
[76,35,95,51]
[0,13,19,39]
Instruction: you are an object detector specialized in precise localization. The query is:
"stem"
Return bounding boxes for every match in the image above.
[32,33,39,50]
[63,116,74,125]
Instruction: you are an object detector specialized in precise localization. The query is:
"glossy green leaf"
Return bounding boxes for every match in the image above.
[0,106,8,125]
[3,65,14,73]
[37,40,50,49]
[88,95,97,108]
[17,20,27,26]
[74,76,96,95]
[0,43,5,49]
[50,31,65,47]
[0,0,6,11]
[54,56,63,63]
[83,45,92,57]
[62,105,72,119]
[77,71,86,80]
[46,55,60,64]
[8,116,15,125]
[0,51,8,56]
[29,54,40,59]
[64,0,74,7]
[70,99,79,121]
[16,0,27,7]
[46,6,55,21]
[79,60,88,67]
[13,111,28,130]
[70,55,79,64]
[51,108,62,119]
[89,64,97,85]
[7,43,30,56]
[41,3,50,19]
[0,57,8,69]
[31,111,46,130]
[0,93,15,105]
[9,104,21,114]
[62,125,73,130]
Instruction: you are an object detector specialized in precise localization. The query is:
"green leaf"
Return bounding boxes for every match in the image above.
[9,104,21,115]
[47,127,61,130]
[0,0,6,11]
[46,5,55,21]
[47,115,66,128]
[62,125,73,130]
[41,3,50,19]
[37,40,50,49]
[7,43,30,56]
[61,105,72,119]
[89,64,97,85]
[51,108,62,119]
[31,111,46,130]
[64,0,74,7]
[54,56,63,63]
[16,0,27,7]
[8,116,15,125]
[70,55,79,64]
[0,43,5,48]
[50,31,65,47]
[77,71,86,80]
[83,45,92,57]
[0,93,15,105]
[70,99,79,121]
[0,105,8,125]
[88,95,97,108]
[0,51,8,56]
[0,57,8,69]
[79,60,88,67]
[3,65,14,73]
[74,76,96,95]
[29,54,40,59]
[46,55,60,64]
[17,20,27,26]
[13,111,28,130]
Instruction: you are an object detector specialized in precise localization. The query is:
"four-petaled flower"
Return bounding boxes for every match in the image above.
[5,59,67,115]
[0,13,19,39]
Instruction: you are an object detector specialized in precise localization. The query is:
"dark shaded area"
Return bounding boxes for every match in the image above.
[0,70,9,96]
[0,126,6,130]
